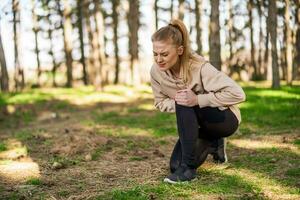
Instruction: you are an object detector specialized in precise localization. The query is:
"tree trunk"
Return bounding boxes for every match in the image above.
[128,0,140,85]
[248,0,257,78]
[57,0,73,87]
[268,0,280,89]
[256,0,264,78]
[227,0,233,61]
[154,0,158,30]
[112,0,120,84]
[77,0,88,85]
[93,0,106,89]
[195,0,202,55]
[285,0,293,85]
[294,0,300,80]
[178,0,185,20]
[209,0,221,70]
[12,0,24,91]
[0,24,9,92]
[32,0,41,86]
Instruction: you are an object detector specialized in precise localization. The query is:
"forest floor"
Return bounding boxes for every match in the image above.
[0,82,299,200]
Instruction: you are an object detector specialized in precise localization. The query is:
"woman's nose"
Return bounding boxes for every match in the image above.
[157,55,163,62]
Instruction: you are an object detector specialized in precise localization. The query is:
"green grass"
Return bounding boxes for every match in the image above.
[0,83,299,199]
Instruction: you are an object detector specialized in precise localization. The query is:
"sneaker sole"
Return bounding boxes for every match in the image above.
[163,177,197,184]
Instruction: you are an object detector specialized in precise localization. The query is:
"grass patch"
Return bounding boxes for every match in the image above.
[26,177,42,185]
[14,130,34,141]
[0,142,7,152]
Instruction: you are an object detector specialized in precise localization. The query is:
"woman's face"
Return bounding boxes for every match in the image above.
[152,40,183,71]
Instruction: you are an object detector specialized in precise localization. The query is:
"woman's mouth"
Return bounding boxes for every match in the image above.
[158,63,166,67]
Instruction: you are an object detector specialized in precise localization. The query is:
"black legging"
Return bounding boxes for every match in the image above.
[170,103,239,170]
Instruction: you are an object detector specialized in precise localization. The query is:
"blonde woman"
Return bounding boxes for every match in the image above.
[150,19,246,183]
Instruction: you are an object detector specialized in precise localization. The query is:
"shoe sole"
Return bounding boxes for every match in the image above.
[163,177,197,184]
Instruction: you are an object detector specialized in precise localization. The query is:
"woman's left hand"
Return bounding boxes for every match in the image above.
[175,89,198,107]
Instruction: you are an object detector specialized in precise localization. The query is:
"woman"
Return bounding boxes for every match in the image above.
[150,19,246,184]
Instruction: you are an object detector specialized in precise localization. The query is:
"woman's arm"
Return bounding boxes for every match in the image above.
[197,63,246,108]
[150,68,175,113]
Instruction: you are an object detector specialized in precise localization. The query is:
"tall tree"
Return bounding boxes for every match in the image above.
[263,1,269,79]
[12,0,24,91]
[247,0,258,78]
[0,23,9,92]
[112,0,120,84]
[32,0,41,86]
[268,0,280,88]
[154,0,158,30]
[209,0,221,70]
[57,0,74,87]
[284,0,293,85]
[77,0,88,85]
[93,0,106,89]
[178,0,185,20]
[255,0,264,77]
[294,0,300,80]
[227,0,233,61]
[128,0,140,85]
[195,0,202,55]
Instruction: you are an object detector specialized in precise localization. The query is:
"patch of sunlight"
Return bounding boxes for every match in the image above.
[56,93,132,105]
[7,92,52,105]
[0,159,40,182]
[96,125,151,137]
[247,90,299,99]
[0,139,28,159]
[137,103,154,111]
[229,139,300,155]
[223,168,299,200]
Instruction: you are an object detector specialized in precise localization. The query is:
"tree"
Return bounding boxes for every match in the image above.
[112,0,120,84]
[284,0,293,85]
[12,0,24,91]
[57,0,74,87]
[178,0,185,20]
[31,0,41,86]
[209,0,221,70]
[294,0,300,80]
[77,0,88,85]
[195,0,202,55]
[247,0,258,78]
[0,23,9,92]
[268,0,280,88]
[128,0,140,85]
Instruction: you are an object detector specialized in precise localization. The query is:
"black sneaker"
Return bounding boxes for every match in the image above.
[210,138,228,163]
[164,165,197,184]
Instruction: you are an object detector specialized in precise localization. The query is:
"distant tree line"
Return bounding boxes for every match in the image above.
[0,0,299,92]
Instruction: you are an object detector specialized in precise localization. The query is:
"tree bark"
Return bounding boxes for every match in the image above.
[209,0,221,70]
[178,0,185,21]
[112,0,120,84]
[294,0,300,80]
[268,0,280,88]
[0,23,9,92]
[248,0,257,78]
[12,0,24,91]
[128,0,140,85]
[57,0,74,87]
[195,0,202,55]
[77,0,88,85]
[32,0,41,86]
[285,0,293,85]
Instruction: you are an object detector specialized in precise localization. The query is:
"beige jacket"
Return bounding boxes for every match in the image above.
[150,54,246,124]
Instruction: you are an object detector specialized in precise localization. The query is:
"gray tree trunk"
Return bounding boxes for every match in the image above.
[209,0,221,70]
[112,0,120,84]
[32,0,41,86]
[195,0,202,55]
[128,0,140,85]
[294,0,300,80]
[0,23,9,92]
[285,0,293,85]
[268,0,280,88]
[77,0,88,85]
[248,0,257,78]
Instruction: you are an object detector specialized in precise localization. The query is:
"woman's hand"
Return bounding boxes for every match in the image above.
[175,89,198,107]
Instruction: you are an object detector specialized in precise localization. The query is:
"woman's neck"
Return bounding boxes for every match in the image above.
[170,60,181,78]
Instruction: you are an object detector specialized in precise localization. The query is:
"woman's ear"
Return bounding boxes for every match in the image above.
[177,46,184,55]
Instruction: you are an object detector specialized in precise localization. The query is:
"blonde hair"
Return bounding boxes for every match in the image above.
[151,19,196,83]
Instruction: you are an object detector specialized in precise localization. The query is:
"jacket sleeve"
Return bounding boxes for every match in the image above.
[150,67,175,113]
[197,63,246,108]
